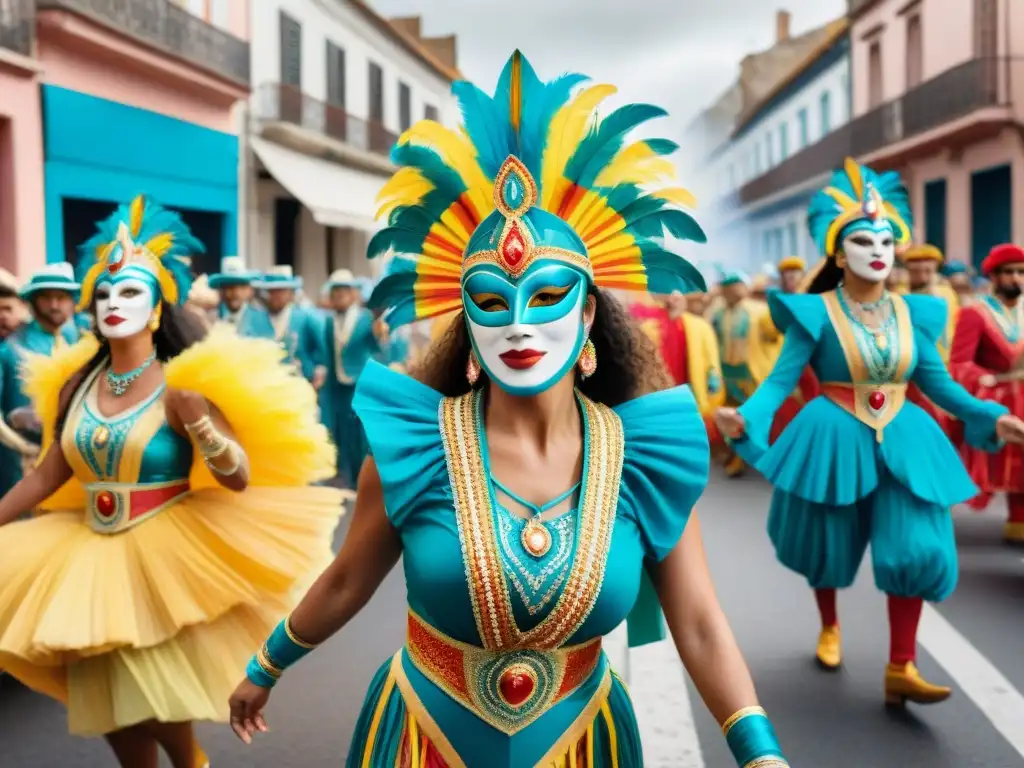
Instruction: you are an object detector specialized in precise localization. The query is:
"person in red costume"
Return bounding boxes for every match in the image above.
[950,243,1024,544]
[767,256,820,444]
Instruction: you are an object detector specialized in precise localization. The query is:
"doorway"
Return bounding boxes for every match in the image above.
[970,164,1012,269]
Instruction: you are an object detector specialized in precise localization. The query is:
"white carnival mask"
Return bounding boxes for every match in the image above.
[841,221,896,283]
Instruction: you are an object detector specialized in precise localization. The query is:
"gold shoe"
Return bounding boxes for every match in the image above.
[884,662,952,706]
[1004,522,1024,545]
[725,454,745,478]
[194,743,210,768]
[815,625,841,670]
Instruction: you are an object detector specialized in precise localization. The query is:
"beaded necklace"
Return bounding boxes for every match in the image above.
[105,352,157,396]
[837,286,899,382]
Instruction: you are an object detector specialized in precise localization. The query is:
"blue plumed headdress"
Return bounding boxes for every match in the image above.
[808,158,912,258]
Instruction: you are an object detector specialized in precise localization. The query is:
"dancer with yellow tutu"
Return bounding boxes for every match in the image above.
[0,197,343,768]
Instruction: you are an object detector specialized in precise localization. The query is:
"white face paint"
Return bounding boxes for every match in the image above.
[841,224,896,283]
[95,277,157,339]
[466,292,586,396]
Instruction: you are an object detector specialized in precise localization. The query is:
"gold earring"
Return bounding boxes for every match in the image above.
[466,350,481,386]
[148,307,162,332]
[577,338,597,379]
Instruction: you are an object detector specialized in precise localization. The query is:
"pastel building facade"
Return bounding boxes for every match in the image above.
[36,0,250,275]
[244,0,460,288]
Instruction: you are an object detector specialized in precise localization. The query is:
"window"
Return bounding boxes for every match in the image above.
[209,0,229,29]
[797,108,809,148]
[787,221,798,256]
[974,0,998,57]
[906,15,923,88]
[279,11,302,88]
[326,42,346,107]
[820,91,832,135]
[754,143,762,175]
[765,133,774,168]
[368,62,384,123]
[399,82,412,132]
[779,123,789,161]
[868,41,883,108]
[763,230,772,259]
[425,104,439,121]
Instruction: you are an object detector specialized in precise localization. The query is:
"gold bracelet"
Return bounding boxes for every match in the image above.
[255,645,282,679]
[722,706,767,736]
[743,759,789,768]
[285,617,318,649]
[205,441,244,476]
[185,415,231,458]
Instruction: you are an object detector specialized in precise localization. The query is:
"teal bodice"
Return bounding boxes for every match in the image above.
[62,366,193,485]
[0,321,81,412]
[219,303,275,340]
[351,361,709,766]
[735,291,1006,507]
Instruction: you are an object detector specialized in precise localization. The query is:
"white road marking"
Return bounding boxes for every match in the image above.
[920,604,1024,758]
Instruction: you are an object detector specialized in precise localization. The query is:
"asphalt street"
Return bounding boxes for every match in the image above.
[2,474,1023,767]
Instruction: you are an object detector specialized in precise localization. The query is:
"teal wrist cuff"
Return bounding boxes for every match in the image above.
[723,708,787,767]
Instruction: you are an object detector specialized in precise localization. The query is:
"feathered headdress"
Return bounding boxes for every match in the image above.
[367,50,707,327]
[808,158,912,258]
[77,195,201,310]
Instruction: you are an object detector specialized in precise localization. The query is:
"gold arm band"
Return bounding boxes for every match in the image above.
[722,706,767,736]
[284,617,318,649]
[256,646,282,679]
[743,759,789,768]
[184,414,227,457]
[205,440,246,476]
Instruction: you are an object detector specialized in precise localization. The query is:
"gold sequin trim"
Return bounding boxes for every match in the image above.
[461,246,594,282]
[438,389,623,651]
[285,617,317,649]
[721,705,766,736]
[256,646,282,679]
[742,759,790,768]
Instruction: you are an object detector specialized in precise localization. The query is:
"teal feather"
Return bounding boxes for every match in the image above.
[519,70,588,183]
[564,104,667,189]
[638,243,707,294]
[451,80,511,179]
[390,144,467,201]
[643,138,679,155]
[368,228,429,260]
[77,196,200,304]
[630,209,706,243]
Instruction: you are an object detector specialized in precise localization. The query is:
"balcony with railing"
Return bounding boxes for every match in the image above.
[256,82,399,161]
[0,0,33,56]
[737,57,1014,205]
[37,0,249,85]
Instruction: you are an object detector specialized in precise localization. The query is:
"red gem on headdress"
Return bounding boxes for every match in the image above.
[501,222,527,269]
[868,391,886,411]
[499,668,534,707]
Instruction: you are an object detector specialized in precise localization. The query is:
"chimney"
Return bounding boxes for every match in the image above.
[423,34,458,70]
[390,15,422,41]
[776,9,791,43]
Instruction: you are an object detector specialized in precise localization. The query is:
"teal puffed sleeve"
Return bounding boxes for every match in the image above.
[615,385,710,647]
[904,295,1007,449]
[351,361,447,529]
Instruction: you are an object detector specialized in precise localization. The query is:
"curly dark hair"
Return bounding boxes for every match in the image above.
[412,288,672,406]
[56,302,207,433]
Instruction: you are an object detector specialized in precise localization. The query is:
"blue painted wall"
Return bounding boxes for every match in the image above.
[41,85,238,264]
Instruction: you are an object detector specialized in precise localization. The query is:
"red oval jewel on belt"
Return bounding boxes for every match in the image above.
[95,490,117,519]
[868,391,886,411]
[499,667,535,707]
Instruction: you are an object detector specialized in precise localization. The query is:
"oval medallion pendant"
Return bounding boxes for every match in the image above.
[521,520,552,558]
[92,426,111,450]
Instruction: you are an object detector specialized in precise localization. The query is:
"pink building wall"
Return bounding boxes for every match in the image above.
[0,58,47,276]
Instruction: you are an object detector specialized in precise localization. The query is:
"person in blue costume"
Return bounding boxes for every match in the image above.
[363,275,412,371]
[0,277,32,496]
[229,51,791,768]
[0,263,83,469]
[715,158,1024,707]
[208,256,275,338]
[318,268,389,489]
[256,265,328,388]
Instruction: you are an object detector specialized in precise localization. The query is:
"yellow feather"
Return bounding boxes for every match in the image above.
[596,157,675,188]
[145,232,173,258]
[398,121,492,216]
[375,168,435,220]
[654,187,698,209]
[844,157,864,199]
[510,51,523,136]
[129,196,145,238]
[588,232,637,259]
[540,84,618,210]
[76,260,107,311]
[823,186,857,209]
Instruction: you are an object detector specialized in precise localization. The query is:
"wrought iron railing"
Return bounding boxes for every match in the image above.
[0,0,33,55]
[37,0,249,85]
[737,57,1012,205]
[257,82,399,158]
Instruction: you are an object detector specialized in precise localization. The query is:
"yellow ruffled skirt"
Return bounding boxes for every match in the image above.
[0,484,340,736]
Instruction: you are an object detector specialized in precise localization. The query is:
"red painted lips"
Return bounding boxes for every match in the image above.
[499,348,546,370]
[104,314,126,326]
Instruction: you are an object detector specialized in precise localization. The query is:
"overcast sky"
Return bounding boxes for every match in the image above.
[370,0,845,132]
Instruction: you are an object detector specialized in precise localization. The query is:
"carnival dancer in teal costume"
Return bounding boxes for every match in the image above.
[318,268,389,488]
[229,51,790,768]
[716,158,1024,707]
[256,265,328,388]
[0,263,83,478]
[209,256,275,338]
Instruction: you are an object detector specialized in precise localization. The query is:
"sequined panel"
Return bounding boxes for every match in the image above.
[438,390,624,652]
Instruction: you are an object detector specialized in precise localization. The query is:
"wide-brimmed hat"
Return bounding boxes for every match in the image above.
[256,265,303,291]
[322,269,360,293]
[208,256,261,289]
[19,262,81,300]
